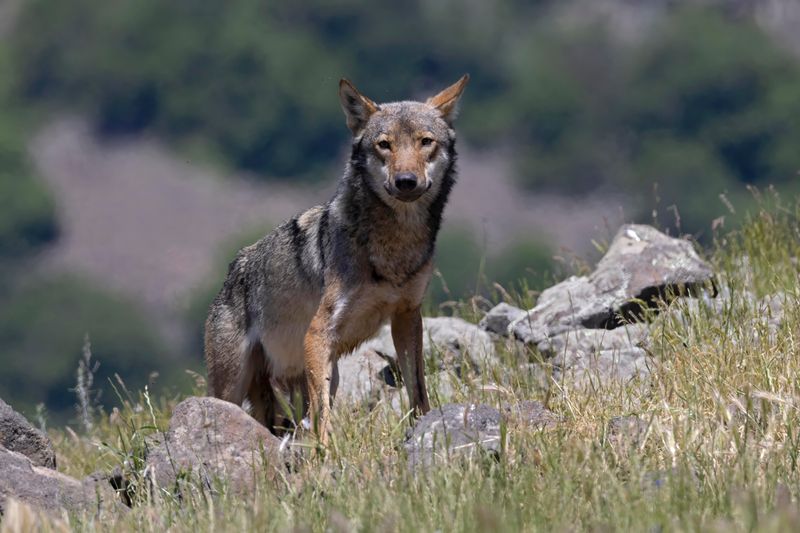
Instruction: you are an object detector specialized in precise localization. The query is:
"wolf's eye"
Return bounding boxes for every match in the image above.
[377,140,391,150]
[421,137,434,146]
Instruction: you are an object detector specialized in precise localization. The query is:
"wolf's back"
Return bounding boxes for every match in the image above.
[204,204,329,394]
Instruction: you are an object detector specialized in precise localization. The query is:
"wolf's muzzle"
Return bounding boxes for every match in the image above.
[394,172,418,192]
[385,173,429,202]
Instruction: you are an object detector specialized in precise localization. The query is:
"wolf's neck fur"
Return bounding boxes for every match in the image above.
[332,138,457,286]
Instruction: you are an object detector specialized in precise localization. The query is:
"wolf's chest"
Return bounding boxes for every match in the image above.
[366,218,432,287]
[330,264,432,353]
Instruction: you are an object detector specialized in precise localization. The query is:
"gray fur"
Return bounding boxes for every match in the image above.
[205,82,464,432]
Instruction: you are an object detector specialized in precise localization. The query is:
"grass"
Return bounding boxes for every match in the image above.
[6,192,800,532]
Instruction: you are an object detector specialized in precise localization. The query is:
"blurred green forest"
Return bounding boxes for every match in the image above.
[0,46,56,265]
[1,0,799,423]
[10,1,800,227]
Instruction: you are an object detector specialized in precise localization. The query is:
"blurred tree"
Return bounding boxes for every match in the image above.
[0,276,188,422]
[183,225,276,357]
[494,7,800,236]
[7,1,800,235]
[427,226,555,305]
[488,239,554,294]
[428,227,486,304]
[0,45,57,260]
[10,0,536,178]
[626,8,800,187]
[622,8,800,235]
[498,24,629,193]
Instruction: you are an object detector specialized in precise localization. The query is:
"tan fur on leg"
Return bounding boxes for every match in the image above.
[304,314,334,445]
[391,307,431,415]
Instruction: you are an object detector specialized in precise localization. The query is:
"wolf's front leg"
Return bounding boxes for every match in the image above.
[303,313,335,446]
[392,307,431,415]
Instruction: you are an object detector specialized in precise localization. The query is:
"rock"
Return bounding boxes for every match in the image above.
[607,415,649,449]
[404,403,503,468]
[512,224,714,346]
[425,371,463,403]
[336,316,497,409]
[86,466,130,507]
[0,446,117,516]
[423,317,497,371]
[479,303,526,336]
[145,397,286,493]
[0,398,56,469]
[554,347,651,384]
[659,289,727,330]
[511,363,553,390]
[759,292,787,331]
[336,348,396,404]
[537,323,651,360]
[538,323,652,384]
[502,401,560,429]
[352,316,497,376]
[663,290,790,344]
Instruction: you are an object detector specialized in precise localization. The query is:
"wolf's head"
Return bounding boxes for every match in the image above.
[339,75,469,205]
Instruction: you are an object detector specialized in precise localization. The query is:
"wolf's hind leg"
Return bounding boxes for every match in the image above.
[246,342,276,429]
[205,313,250,404]
[329,361,340,402]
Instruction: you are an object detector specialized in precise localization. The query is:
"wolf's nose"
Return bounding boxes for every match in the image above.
[394,173,418,192]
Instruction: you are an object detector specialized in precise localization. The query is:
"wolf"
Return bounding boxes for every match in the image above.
[204,74,469,443]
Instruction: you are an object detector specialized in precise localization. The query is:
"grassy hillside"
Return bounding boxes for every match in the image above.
[5,193,798,531]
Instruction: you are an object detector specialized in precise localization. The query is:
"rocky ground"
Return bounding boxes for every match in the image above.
[0,223,720,510]
[1,217,798,530]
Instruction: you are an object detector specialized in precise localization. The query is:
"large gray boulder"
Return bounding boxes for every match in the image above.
[536,322,651,360]
[0,447,116,516]
[0,398,56,469]
[539,323,652,384]
[512,224,714,345]
[336,347,396,404]
[555,347,650,384]
[145,397,286,493]
[404,403,503,468]
[335,317,497,408]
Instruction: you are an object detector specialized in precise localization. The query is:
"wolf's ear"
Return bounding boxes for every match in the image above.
[427,74,469,125]
[339,79,378,135]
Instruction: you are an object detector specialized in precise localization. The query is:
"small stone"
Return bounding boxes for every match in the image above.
[502,401,559,429]
[538,324,653,385]
[607,415,649,449]
[335,348,395,404]
[404,403,503,468]
[537,323,651,360]
[479,303,526,336]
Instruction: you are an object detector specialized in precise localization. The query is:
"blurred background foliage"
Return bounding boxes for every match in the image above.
[0,44,57,262]
[1,0,799,422]
[0,275,188,418]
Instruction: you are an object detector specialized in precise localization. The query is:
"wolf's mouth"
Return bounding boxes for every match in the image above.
[384,180,431,202]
